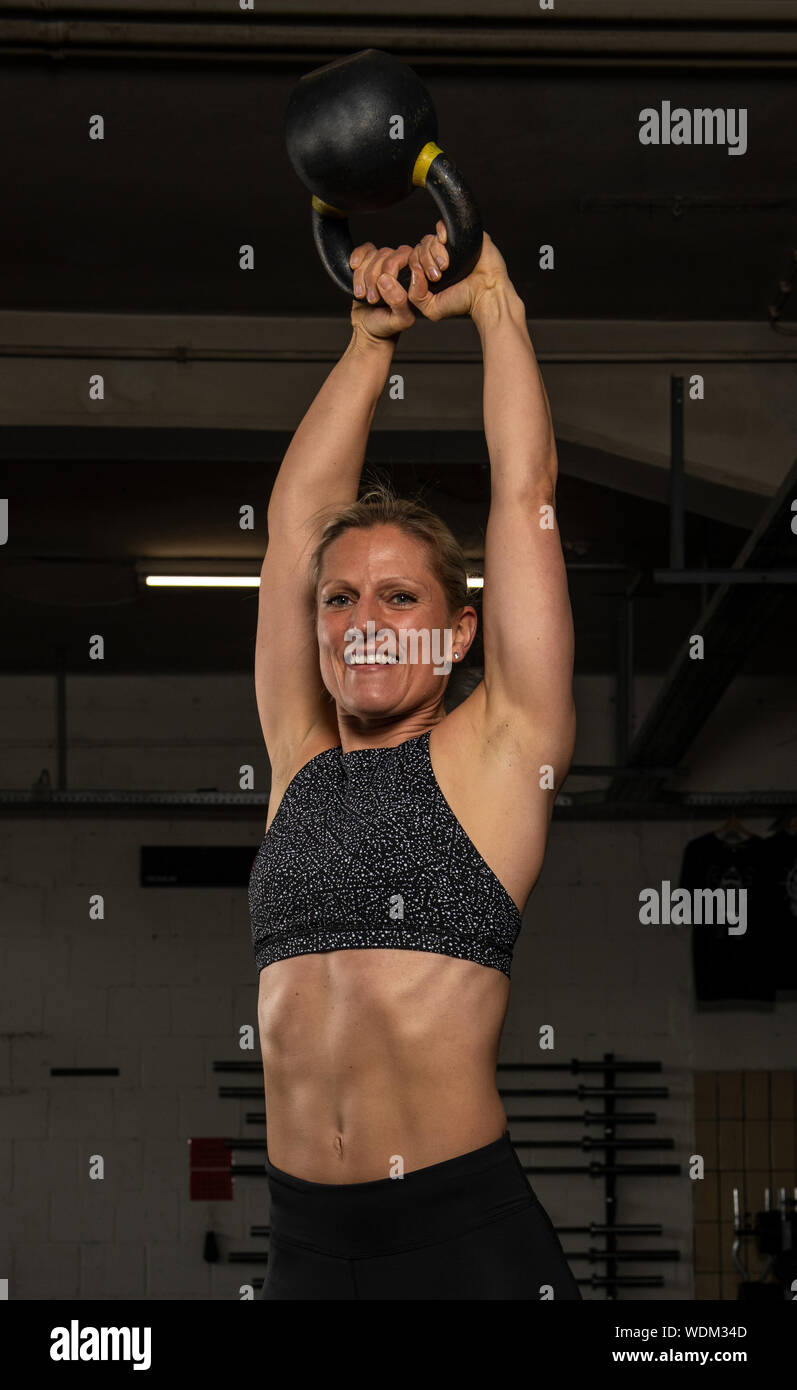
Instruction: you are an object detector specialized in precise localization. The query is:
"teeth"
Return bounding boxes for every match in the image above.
[347,654,397,665]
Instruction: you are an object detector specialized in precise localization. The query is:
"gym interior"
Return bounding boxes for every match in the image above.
[1,0,796,1305]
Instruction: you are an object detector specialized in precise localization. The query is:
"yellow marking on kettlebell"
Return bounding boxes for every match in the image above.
[412,142,444,188]
[312,195,347,218]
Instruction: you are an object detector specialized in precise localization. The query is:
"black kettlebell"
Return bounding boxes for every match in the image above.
[284,49,483,301]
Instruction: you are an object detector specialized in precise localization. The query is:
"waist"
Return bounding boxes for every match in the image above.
[258,950,510,1178]
[265,1131,536,1260]
[263,1071,508,1182]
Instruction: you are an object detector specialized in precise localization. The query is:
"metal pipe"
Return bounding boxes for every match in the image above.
[654,568,797,583]
[615,594,636,766]
[2,19,796,67]
[570,764,675,775]
[4,790,797,819]
[3,346,797,365]
[519,1162,681,1175]
[55,646,67,791]
[670,376,685,570]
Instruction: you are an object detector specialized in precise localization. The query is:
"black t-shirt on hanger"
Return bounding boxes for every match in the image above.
[678,831,773,1003]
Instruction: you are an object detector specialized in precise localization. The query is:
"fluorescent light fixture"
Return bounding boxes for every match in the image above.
[137,561,485,590]
[145,574,259,588]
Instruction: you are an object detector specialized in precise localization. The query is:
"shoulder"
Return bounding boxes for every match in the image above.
[434,679,575,784]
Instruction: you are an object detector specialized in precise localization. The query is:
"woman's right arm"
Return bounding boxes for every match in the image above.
[256,243,414,774]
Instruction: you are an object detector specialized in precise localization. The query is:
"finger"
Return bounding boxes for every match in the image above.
[384,244,412,276]
[359,245,385,300]
[379,245,412,291]
[349,243,373,270]
[417,233,443,283]
[377,271,412,310]
[423,230,448,274]
[428,225,449,271]
[364,246,397,302]
[350,242,376,271]
[431,234,449,273]
[375,272,408,306]
[407,260,433,309]
[351,242,377,296]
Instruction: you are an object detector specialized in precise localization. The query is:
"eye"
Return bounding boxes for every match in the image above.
[391,592,417,604]
[323,594,351,607]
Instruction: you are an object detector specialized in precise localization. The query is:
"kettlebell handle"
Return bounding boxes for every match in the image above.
[311,144,483,302]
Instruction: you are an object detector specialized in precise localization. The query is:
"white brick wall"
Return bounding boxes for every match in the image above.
[1,672,796,1299]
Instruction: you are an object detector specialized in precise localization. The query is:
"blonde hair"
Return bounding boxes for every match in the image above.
[308,480,470,618]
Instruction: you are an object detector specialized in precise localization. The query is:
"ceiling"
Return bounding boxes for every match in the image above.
[1,3,796,706]
[1,435,792,678]
[1,59,794,322]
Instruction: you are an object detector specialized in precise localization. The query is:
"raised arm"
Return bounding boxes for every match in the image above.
[409,228,576,783]
[256,243,414,774]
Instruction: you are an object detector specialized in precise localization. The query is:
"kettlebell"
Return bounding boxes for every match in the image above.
[285,49,483,301]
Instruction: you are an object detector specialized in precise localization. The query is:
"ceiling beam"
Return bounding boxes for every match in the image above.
[9,1,796,18]
[1,311,791,366]
[556,438,765,531]
[0,425,766,532]
[3,5,797,67]
[606,457,797,802]
[0,315,789,517]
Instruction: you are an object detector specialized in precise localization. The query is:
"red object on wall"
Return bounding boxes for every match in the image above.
[189,1137,233,1201]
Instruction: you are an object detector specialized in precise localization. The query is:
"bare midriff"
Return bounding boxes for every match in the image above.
[258,946,511,1184]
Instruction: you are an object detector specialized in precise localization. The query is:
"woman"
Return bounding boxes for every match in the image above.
[249,222,580,1300]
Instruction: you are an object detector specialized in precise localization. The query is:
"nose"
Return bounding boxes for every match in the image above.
[345,614,391,640]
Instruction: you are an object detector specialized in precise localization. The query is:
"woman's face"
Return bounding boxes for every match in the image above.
[316,524,474,727]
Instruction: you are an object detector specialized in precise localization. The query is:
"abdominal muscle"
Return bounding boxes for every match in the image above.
[258,946,511,1184]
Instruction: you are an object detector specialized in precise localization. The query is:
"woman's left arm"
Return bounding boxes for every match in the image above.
[409,227,576,780]
[472,279,575,763]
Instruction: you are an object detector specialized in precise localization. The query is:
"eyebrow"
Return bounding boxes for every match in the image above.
[319,576,427,590]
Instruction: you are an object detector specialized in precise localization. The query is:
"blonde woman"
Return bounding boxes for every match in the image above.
[250,223,580,1300]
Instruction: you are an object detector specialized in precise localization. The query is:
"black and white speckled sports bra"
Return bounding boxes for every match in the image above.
[248,729,523,977]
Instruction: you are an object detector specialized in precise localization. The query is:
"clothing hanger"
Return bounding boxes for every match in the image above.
[716,812,755,845]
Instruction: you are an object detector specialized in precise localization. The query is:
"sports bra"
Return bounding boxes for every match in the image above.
[248,729,523,977]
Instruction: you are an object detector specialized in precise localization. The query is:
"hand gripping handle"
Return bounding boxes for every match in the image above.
[311,144,483,302]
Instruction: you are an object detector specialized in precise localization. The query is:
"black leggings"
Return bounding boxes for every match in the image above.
[260,1131,582,1301]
